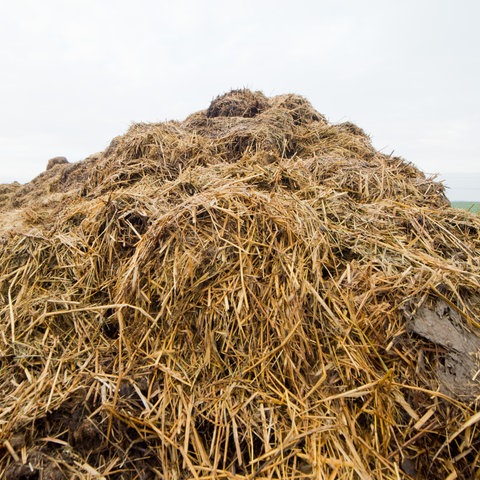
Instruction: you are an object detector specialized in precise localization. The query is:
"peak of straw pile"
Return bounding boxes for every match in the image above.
[1,90,480,479]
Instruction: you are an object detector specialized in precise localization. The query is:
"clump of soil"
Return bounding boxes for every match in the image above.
[1,90,479,479]
[46,156,69,171]
[206,88,269,118]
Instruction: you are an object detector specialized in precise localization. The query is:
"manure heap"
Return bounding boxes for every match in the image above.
[1,90,480,479]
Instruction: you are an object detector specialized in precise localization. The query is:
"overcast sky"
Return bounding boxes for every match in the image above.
[1,0,479,198]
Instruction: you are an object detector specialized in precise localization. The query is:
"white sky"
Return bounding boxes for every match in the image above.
[1,0,479,195]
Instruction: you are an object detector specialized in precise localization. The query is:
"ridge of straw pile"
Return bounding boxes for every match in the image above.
[1,89,480,479]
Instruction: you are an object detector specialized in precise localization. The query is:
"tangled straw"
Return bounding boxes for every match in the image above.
[1,90,479,479]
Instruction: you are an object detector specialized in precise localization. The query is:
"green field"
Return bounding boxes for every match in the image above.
[451,201,480,213]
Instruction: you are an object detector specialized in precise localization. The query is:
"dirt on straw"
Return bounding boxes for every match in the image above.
[1,90,480,479]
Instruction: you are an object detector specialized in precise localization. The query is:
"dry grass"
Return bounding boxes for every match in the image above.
[1,90,479,479]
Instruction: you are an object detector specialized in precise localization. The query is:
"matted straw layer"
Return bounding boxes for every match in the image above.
[1,91,479,479]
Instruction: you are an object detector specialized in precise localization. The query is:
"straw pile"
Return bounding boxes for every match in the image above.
[1,89,480,479]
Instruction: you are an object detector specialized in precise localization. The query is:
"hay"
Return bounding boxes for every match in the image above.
[1,89,480,479]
